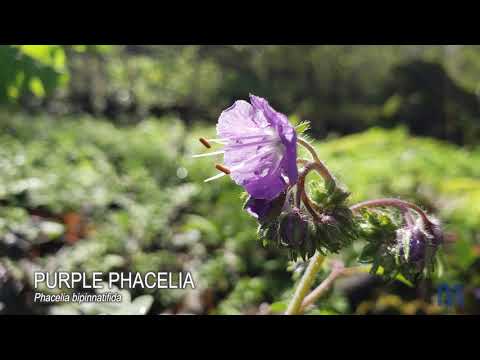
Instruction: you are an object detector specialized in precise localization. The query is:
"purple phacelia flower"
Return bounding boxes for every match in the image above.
[195,94,298,201]
[244,192,287,223]
[245,197,274,220]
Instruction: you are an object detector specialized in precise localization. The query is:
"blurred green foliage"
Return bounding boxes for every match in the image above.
[0,45,66,103]
[0,111,479,314]
[1,45,480,314]
[2,45,480,144]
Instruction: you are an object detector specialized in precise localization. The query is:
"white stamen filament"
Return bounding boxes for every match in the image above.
[203,146,277,183]
[192,150,225,158]
[206,138,228,145]
[204,172,227,183]
[199,126,284,183]
[228,145,280,174]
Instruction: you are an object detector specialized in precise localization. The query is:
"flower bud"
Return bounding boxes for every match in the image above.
[426,217,443,246]
[396,226,423,263]
[408,227,427,263]
[279,208,309,248]
[397,220,442,265]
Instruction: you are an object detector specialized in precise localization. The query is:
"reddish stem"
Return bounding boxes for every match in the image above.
[350,198,431,225]
[295,161,333,220]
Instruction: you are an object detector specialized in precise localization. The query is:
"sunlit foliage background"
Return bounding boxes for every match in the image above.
[1,45,479,314]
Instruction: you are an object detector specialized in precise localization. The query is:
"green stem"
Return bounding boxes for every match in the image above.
[285,251,326,315]
[286,139,335,315]
[300,264,369,313]
[300,266,343,313]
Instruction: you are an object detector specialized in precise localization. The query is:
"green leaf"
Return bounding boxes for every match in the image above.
[29,77,46,98]
[394,273,414,287]
[359,242,379,263]
[326,179,336,195]
[295,120,311,135]
[269,301,287,314]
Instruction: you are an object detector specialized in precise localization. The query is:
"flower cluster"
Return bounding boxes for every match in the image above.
[194,94,444,281]
[356,207,443,282]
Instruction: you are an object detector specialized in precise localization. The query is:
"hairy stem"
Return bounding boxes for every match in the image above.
[285,251,326,315]
[297,158,309,166]
[295,170,306,209]
[349,198,431,225]
[300,264,369,313]
[297,138,335,185]
[402,208,415,227]
[286,140,337,315]
[300,265,343,313]
[295,161,335,218]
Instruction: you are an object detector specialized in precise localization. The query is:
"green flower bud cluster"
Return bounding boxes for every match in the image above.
[356,209,442,282]
[256,180,359,261]
[234,120,444,282]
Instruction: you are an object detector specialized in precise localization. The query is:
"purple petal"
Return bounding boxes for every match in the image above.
[250,94,298,186]
[244,171,287,201]
[216,95,298,200]
[217,100,268,140]
[244,197,275,221]
[244,192,287,222]
[279,124,298,186]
